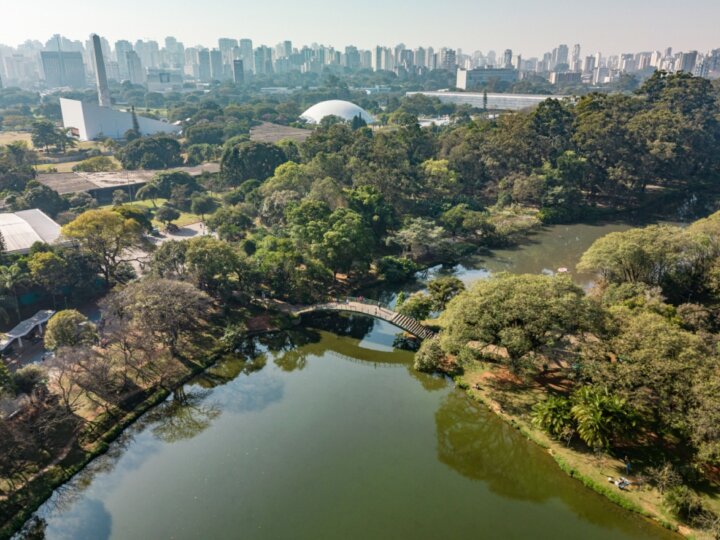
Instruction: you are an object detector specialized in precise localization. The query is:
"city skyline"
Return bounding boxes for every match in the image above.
[3,0,720,57]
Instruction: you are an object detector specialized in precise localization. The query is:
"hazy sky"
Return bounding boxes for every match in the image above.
[4,0,719,56]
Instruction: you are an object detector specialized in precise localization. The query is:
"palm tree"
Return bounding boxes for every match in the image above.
[0,264,30,322]
[570,386,637,451]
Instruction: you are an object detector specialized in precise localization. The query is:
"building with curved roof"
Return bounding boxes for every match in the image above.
[300,100,374,125]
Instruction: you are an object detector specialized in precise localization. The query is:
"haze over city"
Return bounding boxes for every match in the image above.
[2,1,720,539]
[4,0,720,55]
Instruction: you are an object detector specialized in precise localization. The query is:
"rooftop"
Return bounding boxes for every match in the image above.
[0,209,64,254]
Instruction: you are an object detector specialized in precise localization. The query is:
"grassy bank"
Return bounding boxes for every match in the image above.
[454,360,712,538]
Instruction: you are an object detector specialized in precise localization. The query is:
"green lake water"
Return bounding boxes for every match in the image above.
[19,222,676,539]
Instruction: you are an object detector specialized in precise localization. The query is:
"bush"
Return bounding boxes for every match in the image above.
[72,156,118,172]
[377,256,418,283]
[664,486,706,524]
[414,339,444,372]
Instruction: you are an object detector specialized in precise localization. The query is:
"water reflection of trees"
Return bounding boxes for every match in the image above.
[434,391,674,537]
[144,389,221,443]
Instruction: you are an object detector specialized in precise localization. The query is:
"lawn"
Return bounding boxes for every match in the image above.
[103,198,204,228]
[0,131,32,146]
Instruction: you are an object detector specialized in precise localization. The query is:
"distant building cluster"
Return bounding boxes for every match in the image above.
[0,34,719,91]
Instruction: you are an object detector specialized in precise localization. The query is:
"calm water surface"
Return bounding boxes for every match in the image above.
[20,222,675,539]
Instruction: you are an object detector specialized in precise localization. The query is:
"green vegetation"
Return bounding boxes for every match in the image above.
[423,210,720,537]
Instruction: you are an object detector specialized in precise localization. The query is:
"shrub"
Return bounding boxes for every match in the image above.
[414,338,444,373]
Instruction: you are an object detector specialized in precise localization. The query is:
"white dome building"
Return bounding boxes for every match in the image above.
[300,100,374,125]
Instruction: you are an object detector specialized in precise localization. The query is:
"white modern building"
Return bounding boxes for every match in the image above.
[0,209,66,254]
[300,100,374,124]
[405,91,568,111]
[60,98,181,140]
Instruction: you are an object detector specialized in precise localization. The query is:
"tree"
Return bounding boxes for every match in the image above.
[0,264,29,321]
[414,338,444,372]
[184,236,250,299]
[44,309,97,350]
[155,205,181,228]
[30,120,57,153]
[391,218,447,260]
[577,225,685,287]
[220,141,287,185]
[118,136,182,170]
[532,395,574,441]
[136,183,160,208]
[570,385,637,450]
[112,189,129,206]
[190,193,218,222]
[61,209,145,286]
[206,205,252,241]
[100,278,212,356]
[12,365,46,400]
[72,156,118,172]
[398,292,434,320]
[441,274,592,372]
[319,208,373,279]
[185,123,224,146]
[27,251,69,307]
[427,276,465,311]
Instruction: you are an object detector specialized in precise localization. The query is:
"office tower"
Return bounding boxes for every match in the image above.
[345,46,360,70]
[679,50,698,73]
[571,44,582,71]
[41,47,86,88]
[374,46,383,71]
[91,34,111,107]
[583,55,596,74]
[218,37,238,70]
[115,40,133,79]
[126,50,145,84]
[441,49,457,71]
[414,47,426,70]
[360,50,372,69]
[210,49,223,80]
[553,44,569,69]
[254,46,273,75]
[233,59,244,83]
[239,39,254,72]
[198,49,211,81]
[502,49,513,69]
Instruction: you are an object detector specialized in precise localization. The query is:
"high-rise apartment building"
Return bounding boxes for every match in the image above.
[239,39,254,72]
[40,50,86,88]
[502,49,513,68]
[115,40,133,79]
[197,49,211,82]
[126,50,145,84]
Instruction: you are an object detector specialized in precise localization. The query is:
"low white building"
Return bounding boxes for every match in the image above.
[0,209,66,254]
[60,98,181,141]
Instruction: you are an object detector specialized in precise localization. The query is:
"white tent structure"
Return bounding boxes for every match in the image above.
[300,100,374,125]
[60,98,181,141]
[0,209,65,254]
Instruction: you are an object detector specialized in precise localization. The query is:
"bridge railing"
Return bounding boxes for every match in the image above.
[333,296,390,309]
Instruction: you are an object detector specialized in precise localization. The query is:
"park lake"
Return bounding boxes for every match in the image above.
[18,221,678,539]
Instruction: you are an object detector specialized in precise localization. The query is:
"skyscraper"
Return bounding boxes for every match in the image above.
[679,50,698,73]
[502,49,513,69]
[198,49,211,82]
[210,49,223,80]
[239,39,254,72]
[91,34,111,107]
[41,50,86,88]
[126,50,144,84]
[115,40,133,80]
[233,59,244,83]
